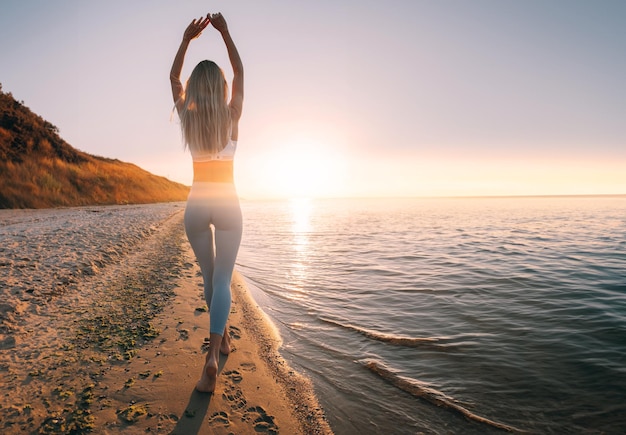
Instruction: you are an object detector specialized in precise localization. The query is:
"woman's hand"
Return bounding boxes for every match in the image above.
[183,15,211,42]
[210,12,229,34]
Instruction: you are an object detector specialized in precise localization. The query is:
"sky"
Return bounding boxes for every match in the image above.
[1,0,625,199]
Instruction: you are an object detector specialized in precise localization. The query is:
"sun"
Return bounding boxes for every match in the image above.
[255,138,347,199]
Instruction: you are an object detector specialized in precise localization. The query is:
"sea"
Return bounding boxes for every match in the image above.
[235,196,626,434]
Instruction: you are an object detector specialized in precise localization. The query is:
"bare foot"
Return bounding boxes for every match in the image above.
[220,329,231,355]
[195,358,218,393]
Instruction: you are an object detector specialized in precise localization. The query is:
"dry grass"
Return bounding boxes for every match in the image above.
[1,83,189,209]
[0,155,189,209]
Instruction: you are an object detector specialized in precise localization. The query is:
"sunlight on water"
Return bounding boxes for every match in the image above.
[238,196,626,434]
[289,198,312,237]
[285,198,313,300]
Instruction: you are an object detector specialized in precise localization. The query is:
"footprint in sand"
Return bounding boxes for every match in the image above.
[207,411,230,428]
[243,406,278,434]
[222,383,247,411]
[177,329,190,340]
[228,325,242,340]
[201,337,210,352]
[240,362,257,372]
[224,370,243,383]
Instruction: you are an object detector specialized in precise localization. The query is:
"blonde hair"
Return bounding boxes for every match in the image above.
[179,60,231,154]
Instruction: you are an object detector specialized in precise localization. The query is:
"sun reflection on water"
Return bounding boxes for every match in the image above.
[290,198,312,232]
[287,198,313,299]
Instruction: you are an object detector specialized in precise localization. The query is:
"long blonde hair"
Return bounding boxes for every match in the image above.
[179,60,231,154]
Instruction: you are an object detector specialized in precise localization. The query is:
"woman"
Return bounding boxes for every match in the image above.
[170,12,243,393]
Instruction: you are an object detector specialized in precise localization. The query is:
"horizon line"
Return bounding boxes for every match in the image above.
[240,193,626,201]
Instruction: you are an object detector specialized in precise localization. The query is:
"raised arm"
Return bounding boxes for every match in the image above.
[170,16,211,112]
[210,13,244,138]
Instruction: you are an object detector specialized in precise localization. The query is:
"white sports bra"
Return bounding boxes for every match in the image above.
[191,140,237,162]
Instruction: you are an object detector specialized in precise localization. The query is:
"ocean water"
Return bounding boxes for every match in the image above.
[236,196,626,434]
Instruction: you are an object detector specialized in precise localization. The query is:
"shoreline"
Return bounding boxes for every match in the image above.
[230,271,333,435]
[0,205,332,434]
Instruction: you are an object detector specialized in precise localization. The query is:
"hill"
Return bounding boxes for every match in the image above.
[0,84,189,209]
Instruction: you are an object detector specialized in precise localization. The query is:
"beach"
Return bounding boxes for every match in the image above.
[3,197,625,434]
[0,204,331,434]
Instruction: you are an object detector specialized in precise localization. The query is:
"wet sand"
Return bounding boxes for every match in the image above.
[0,204,332,434]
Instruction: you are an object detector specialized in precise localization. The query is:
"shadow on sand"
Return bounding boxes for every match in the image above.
[169,354,229,435]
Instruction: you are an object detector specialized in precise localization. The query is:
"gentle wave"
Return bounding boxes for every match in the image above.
[238,197,626,433]
[319,316,443,347]
[362,359,524,433]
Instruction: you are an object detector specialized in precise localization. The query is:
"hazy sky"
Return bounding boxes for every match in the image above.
[1,0,625,198]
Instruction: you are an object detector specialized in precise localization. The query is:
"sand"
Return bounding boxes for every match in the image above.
[0,204,332,434]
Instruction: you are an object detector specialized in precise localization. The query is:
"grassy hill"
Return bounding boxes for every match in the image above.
[0,84,189,208]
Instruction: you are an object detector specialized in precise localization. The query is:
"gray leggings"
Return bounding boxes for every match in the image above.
[184,183,242,335]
